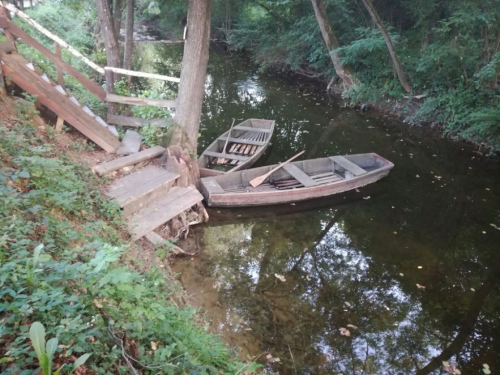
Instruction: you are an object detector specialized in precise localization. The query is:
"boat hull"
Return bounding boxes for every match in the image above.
[200,153,394,207]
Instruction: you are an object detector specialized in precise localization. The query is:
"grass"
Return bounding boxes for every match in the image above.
[0,93,260,374]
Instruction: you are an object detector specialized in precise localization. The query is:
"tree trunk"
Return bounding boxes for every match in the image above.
[113,0,124,41]
[310,0,357,90]
[360,0,411,93]
[95,0,121,69]
[123,0,134,86]
[174,0,212,151]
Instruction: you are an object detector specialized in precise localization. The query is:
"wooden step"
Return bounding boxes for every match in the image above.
[106,166,179,217]
[93,146,165,176]
[129,186,203,241]
[0,52,119,152]
[330,156,367,176]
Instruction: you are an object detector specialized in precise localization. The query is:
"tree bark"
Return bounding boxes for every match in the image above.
[360,0,411,93]
[174,0,212,151]
[310,0,357,90]
[123,0,134,85]
[113,0,124,41]
[95,0,121,69]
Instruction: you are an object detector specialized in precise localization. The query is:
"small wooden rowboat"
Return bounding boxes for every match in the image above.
[200,153,394,207]
[198,118,275,178]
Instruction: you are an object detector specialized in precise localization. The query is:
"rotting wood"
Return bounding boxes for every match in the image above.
[5,22,106,101]
[107,113,169,127]
[1,53,119,152]
[93,145,166,176]
[105,93,177,108]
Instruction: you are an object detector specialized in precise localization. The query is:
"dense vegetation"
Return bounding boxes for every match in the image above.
[0,95,258,374]
[153,0,500,150]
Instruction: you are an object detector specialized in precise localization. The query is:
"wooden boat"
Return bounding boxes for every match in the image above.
[198,118,275,177]
[200,153,394,207]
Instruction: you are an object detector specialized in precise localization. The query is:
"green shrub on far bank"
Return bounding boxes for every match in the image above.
[0,98,258,374]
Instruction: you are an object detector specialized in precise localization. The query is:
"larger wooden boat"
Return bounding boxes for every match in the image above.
[200,153,394,207]
[198,119,275,178]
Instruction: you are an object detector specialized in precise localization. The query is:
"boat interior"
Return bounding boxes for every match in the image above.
[207,153,389,194]
[199,119,274,172]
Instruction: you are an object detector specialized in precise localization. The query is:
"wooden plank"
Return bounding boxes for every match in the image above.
[218,136,266,146]
[116,172,179,217]
[1,53,119,152]
[106,165,171,198]
[92,146,166,176]
[201,177,226,194]
[203,151,249,161]
[0,41,15,53]
[106,93,177,108]
[129,186,203,241]
[0,16,10,29]
[330,156,367,176]
[107,113,169,127]
[145,231,166,246]
[233,125,271,133]
[282,164,319,187]
[5,22,106,101]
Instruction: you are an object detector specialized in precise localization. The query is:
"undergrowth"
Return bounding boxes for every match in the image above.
[0,96,259,374]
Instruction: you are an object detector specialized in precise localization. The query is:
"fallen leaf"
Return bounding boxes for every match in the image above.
[93,299,103,309]
[275,274,286,282]
[244,328,252,331]
[416,284,426,289]
[471,288,475,292]
[416,174,420,178]
[399,273,404,276]
[346,324,358,329]
[490,223,500,230]
[355,189,360,192]
[339,327,351,336]
[151,341,157,351]
[363,196,371,200]
[266,354,273,360]
[344,302,351,307]
[418,266,423,269]
[290,203,295,205]
[394,231,398,234]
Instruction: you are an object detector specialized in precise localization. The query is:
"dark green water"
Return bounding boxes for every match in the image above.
[134,43,500,374]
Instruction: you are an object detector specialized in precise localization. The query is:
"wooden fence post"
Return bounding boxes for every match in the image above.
[0,7,17,52]
[105,68,116,115]
[54,42,65,132]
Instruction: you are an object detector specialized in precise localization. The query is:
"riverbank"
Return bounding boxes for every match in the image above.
[0,92,258,374]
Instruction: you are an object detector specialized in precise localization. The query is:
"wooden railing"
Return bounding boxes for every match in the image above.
[0,3,179,112]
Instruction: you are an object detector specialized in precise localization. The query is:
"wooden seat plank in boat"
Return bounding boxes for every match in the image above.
[330,156,367,176]
[282,164,320,187]
[218,136,266,146]
[204,151,249,162]
[202,177,226,194]
[233,125,272,133]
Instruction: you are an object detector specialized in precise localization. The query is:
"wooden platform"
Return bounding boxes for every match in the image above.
[128,186,203,241]
[106,166,178,217]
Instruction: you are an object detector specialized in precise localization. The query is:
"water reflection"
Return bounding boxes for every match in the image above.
[134,43,500,374]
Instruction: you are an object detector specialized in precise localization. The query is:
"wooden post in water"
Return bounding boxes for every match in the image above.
[54,42,65,132]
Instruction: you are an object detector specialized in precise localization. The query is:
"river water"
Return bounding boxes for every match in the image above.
[133,42,500,374]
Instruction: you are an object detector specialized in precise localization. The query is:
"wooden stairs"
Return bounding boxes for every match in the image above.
[93,147,205,242]
[0,51,120,152]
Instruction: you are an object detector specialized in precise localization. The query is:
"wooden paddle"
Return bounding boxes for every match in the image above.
[249,150,305,187]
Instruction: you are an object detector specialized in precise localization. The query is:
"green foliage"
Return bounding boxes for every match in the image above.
[0,99,257,374]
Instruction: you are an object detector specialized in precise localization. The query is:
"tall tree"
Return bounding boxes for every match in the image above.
[360,0,411,93]
[113,0,125,38]
[173,0,212,151]
[95,0,121,69]
[310,0,357,90]
[123,0,134,79]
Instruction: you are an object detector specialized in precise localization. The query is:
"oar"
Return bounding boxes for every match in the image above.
[223,118,236,153]
[249,150,305,187]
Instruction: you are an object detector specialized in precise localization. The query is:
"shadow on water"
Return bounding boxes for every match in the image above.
[134,42,500,374]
